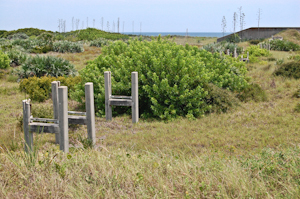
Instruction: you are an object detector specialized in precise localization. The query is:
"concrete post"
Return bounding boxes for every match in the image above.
[234,48,237,58]
[58,86,68,153]
[104,71,112,121]
[51,81,60,144]
[23,100,33,153]
[219,51,222,57]
[85,83,96,145]
[226,49,230,55]
[131,72,139,123]
[247,52,249,59]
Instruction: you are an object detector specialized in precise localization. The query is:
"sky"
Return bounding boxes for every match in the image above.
[0,0,299,33]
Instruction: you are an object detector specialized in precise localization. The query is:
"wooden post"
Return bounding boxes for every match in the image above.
[23,100,33,153]
[104,71,112,121]
[51,81,60,144]
[58,86,68,153]
[131,72,139,123]
[85,83,96,144]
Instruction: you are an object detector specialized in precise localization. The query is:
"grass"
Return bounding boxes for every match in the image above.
[1,37,300,198]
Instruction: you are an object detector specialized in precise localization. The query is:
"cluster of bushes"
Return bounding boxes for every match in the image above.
[73,38,249,120]
[243,45,270,63]
[5,48,28,66]
[0,28,54,38]
[15,55,76,79]
[68,28,129,41]
[52,41,84,53]
[273,61,300,79]
[259,40,300,51]
[20,76,81,102]
[202,42,243,55]
[90,38,109,47]
[226,33,241,43]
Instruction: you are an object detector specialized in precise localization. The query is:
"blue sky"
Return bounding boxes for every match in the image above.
[0,0,299,33]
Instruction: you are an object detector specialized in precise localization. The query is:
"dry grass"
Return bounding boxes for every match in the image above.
[1,38,300,198]
[274,29,300,45]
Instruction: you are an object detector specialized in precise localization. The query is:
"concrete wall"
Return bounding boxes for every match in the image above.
[217,27,300,42]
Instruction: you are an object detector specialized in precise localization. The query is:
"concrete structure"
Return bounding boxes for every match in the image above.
[217,27,300,42]
[23,82,96,153]
[104,71,139,123]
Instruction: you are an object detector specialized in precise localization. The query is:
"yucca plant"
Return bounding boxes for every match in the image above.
[90,38,109,47]
[16,55,76,78]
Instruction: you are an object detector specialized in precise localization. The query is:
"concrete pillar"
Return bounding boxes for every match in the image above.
[51,81,60,144]
[131,72,139,123]
[226,49,230,55]
[85,83,96,145]
[58,86,68,153]
[234,48,237,58]
[247,52,249,59]
[104,71,112,121]
[23,100,33,153]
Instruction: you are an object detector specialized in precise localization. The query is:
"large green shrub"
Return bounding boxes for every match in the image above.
[7,33,29,40]
[20,76,81,102]
[273,61,300,79]
[16,56,76,78]
[72,38,248,120]
[0,50,10,69]
[53,41,84,53]
[236,83,268,102]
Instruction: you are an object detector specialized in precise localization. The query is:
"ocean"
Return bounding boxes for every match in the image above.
[123,32,232,38]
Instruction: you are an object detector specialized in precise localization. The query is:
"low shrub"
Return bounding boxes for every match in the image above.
[294,102,300,113]
[203,83,239,113]
[53,41,84,53]
[293,85,300,98]
[0,50,10,69]
[203,42,243,55]
[245,45,270,57]
[19,76,81,102]
[16,56,76,78]
[31,103,53,118]
[90,38,109,47]
[288,54,300,61]
[249,40,260,45]
[73,38,248,120]
[236,83,268,102]
[30,45,53,54]
[273,61,300,79]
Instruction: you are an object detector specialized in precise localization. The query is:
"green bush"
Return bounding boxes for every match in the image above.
[5,49,28,66]
[53,41,84,53]
[72,38,248,120]
[294,102,300,113]
[0,50,10,69]
[226,33,241,43]
[270,40,300,51]
[90,38,109,47]
[273,61,300,79]
[16,56,76,78]
[20,76,81,102]
[236,83,268,102]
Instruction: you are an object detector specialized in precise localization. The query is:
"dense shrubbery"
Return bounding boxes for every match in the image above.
[249,40,260,45]
[202,42,243,55]
[16,56,76,78]
[0,50,10,69]
[53,41,84,53]
[226,33,241,43]
[273,61,300,79]
[72,38,248,119]
[90,38,109,47]
[20,76,81,102]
